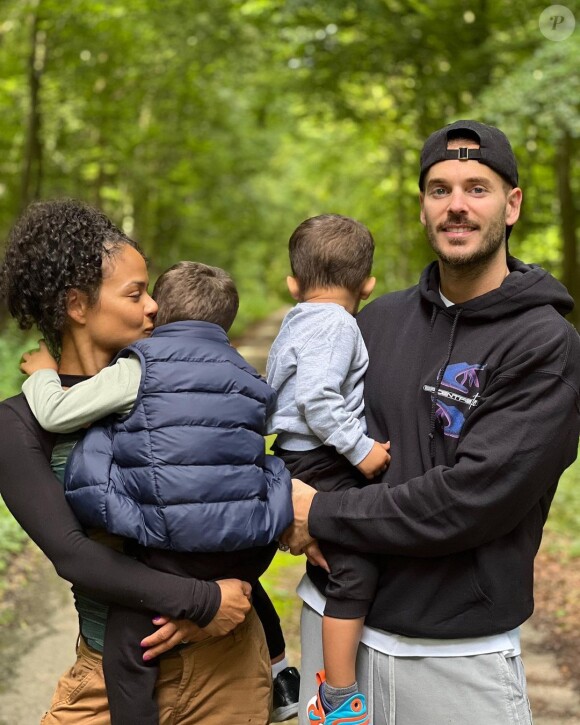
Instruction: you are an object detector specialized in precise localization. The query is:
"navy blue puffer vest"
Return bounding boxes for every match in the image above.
[64,320,293,552]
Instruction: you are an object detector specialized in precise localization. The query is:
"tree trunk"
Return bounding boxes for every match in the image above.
[556,131,579,329]
[20,1,46,211]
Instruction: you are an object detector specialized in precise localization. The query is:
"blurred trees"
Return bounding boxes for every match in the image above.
[0,0,578,328]
[478,39,580,317]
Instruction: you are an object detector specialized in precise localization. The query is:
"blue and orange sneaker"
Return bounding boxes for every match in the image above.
[307,671,370,724]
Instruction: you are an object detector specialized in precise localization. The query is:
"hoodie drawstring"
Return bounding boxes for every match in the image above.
[429,305,438,332]
[428,307,463,465]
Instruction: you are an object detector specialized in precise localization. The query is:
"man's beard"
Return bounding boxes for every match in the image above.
[425,211,507,269]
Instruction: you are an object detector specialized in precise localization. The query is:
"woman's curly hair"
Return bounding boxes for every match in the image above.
[0,199,141,355]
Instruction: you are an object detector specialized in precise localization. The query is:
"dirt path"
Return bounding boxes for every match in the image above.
[0,546,78,724]
[1,307,579,724]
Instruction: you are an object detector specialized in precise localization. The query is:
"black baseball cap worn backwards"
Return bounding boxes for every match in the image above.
[419,120,519,191]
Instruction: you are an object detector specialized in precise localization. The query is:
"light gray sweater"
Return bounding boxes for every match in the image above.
[266,302,374,466]
[22,357,141,433]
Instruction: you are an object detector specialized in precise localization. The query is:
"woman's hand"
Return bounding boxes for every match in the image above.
[140,578,252,660]
[141,617,209,660]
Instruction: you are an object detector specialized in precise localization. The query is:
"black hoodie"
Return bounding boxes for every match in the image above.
[309,258,580,638]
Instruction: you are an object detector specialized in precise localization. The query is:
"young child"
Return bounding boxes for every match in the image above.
[267,214,390,723]
[21,261,294,725]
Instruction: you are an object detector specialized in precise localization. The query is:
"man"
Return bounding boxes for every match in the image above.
[286,120,580,725]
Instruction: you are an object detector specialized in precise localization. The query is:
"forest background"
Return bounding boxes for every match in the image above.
[0,1,578,592]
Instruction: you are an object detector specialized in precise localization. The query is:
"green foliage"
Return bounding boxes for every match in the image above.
[260,550,304,621]
[0,0,577,317]
[547,451,580,546]
[0,323,36,400]
[478,36,580,142]
[0,325,38,566]
[0,504,28,575]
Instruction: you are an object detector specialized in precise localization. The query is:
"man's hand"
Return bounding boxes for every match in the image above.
[279,478,317,555]
[303,540,330,572]
[140,578,252,660]
[20,340,58,376]
[356,440,391,480]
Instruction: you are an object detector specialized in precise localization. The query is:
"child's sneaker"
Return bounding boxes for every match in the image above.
[307,671,369,724]
[271,666,300,722]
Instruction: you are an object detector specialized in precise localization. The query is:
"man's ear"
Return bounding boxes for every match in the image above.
[419,192,426,226]
[65,289,90,325]
[360,277,376,301]
[505,187,523,226]
[286,276,301,301]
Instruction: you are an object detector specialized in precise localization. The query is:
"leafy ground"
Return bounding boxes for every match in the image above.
[534,534,580,689]
[533,453,580,692]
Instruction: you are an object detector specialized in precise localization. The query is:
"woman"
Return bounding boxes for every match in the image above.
[0,199,271,724]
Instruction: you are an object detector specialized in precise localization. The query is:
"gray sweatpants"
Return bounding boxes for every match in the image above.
[299,603,533,725]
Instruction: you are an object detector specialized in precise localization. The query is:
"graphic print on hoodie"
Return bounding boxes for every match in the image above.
[424,361,487,438]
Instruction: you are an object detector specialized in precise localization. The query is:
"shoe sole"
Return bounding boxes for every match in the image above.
[271,702,299,722]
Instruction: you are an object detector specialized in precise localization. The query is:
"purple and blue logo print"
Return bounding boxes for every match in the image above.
[423,362,486,439]
[434,399,465,438]
[441,362,485,395]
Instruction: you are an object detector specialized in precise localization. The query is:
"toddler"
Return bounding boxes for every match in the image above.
[267,214,390,723]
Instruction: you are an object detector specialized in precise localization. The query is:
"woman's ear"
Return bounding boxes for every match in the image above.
[65,289,90,325]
